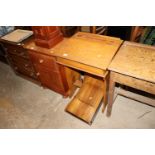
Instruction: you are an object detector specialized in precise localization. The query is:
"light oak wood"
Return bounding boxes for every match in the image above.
[102,73,109,113]
[76,76,105,106]
[66,75,106,124]
[109,41,155,83]
[116,87,155,107]
[66,98,97,124]
[74,79,83,88]
[57,57,107,78]
[107,72,155,116]
[107,41,155,116]
[52,32,123,70]
[106,72,116,116]
[24,32,122,122]
[63,66,81,97]
[111,72,155,95]
[54,32,117,121]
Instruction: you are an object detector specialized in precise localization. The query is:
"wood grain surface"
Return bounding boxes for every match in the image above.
[52,32,123,70]
[57,57,107,78]
[24,41,54,56]
[109,41,155,83]
[66,75,105,124]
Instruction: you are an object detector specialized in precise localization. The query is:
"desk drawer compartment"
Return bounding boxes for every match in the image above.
[34,64,67,93]
[28,51,59,71]
[7,54,37,78]
[5,45,29,59]
[8,54,34,69]
[57,57,106,78]
[13,63,37,79]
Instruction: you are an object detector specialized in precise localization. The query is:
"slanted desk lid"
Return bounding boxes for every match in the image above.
[52,32,123,70]
[1,29,33,43]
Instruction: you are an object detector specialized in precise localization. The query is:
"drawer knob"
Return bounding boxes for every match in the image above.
[36,72,40,76]
[25,64,29,67]
[14,49,16,52]
[39,59,44,63]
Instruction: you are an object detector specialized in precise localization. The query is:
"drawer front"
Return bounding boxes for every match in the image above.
[8,54,33,69]
[14,64,37,79]
[57,57,107,78]
[28,51,59,71]
[8,54,37,79]
[4,44,29,59]
[35,65,65,92]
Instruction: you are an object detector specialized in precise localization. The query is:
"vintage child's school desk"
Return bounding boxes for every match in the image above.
[52,32,123,123]
[107,41,155,116]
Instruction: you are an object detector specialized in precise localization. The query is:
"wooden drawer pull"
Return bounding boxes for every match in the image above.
[39,59,44,63]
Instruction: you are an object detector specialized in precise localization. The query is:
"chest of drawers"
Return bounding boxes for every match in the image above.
[1,39,39,81]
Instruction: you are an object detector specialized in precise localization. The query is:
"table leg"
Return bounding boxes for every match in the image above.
[106,72,115,117]
[102,73,109,113]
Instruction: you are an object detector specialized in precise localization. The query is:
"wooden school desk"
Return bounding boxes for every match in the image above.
[52,32,123,123]
[107,41,155,116]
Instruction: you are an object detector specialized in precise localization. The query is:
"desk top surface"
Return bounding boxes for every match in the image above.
[109,41,155,83]
[52,32,123,70]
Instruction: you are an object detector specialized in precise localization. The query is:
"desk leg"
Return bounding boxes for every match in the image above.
[106,72,115,117]
[102,73,109,113]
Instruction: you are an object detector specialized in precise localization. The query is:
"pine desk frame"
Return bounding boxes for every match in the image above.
[107,71,155,116]
[52,32,123,113]
[107,41,155,116]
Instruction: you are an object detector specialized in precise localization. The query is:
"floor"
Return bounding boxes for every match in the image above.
[0,61,155,129]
